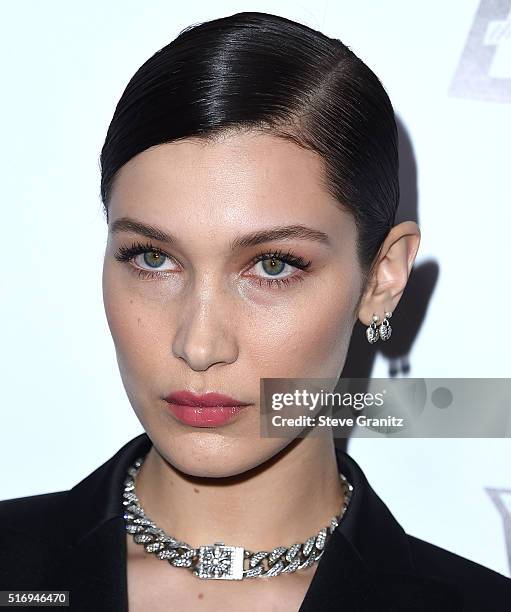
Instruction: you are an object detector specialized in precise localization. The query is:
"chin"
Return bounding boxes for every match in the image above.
[152,431,288,478]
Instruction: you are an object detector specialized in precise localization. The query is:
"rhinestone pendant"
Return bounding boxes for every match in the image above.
[195,542,245,580]
[366,321,379,344]
[379,319,392,341]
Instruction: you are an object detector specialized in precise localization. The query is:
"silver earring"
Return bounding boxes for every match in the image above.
[378,311,393,341]
[366,314,380,344]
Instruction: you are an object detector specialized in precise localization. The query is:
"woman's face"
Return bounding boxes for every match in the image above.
[102,131,364,477]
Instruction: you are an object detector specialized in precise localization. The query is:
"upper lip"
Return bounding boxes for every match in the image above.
[164,390,251,407]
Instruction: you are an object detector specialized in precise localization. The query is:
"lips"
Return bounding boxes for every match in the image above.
[164,390,250,408]
[164,390,251,428]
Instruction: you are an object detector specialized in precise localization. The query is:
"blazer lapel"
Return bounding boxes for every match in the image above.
[297,445,463,611]
[62,435,152,611]
[298,528,462,611]
[64,519,128,612]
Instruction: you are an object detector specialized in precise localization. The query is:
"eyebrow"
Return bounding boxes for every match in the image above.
[110,216,331,250]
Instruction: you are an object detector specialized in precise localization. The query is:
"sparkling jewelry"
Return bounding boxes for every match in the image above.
[123,455,353,580]
[378,311,392,341]
[366,313,380,344]
[366,310,393,343]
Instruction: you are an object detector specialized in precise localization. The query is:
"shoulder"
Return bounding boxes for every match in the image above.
[406,533,511,607]
[0,491,73,588]
[0,490,69,539]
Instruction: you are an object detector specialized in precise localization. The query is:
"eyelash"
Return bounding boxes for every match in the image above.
[113,241,312,289]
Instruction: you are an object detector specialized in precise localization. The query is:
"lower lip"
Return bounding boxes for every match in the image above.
[166,403,248,427]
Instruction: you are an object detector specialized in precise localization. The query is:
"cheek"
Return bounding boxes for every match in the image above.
[102,262,167,377]
[247,287,356,380]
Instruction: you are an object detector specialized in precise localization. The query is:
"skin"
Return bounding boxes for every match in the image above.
[102,130,420,609]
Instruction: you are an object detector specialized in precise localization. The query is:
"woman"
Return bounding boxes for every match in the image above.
[1,11,510,611]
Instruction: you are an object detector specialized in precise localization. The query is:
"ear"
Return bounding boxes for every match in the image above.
[358,221,421,326]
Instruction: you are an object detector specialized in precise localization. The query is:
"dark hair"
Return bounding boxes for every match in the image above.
[100,11,398,281]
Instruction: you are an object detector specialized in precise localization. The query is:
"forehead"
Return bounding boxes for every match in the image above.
[111,130,327,197]
[108,131,349,231]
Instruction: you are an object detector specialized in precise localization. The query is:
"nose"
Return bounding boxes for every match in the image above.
[172,289,239,372]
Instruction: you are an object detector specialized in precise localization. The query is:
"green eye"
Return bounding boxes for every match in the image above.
[261,258,286,276]
[143,251,167,268]
[248,249,313,289]
[114,241,175,279]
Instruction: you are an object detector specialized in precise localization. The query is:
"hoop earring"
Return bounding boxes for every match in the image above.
[378,310,393,341]
[366,314,380,344]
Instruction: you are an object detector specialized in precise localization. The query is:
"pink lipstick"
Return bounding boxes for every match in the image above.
[164,390,251,427]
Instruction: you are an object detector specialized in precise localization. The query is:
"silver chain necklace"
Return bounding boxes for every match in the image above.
[123,455,353,580]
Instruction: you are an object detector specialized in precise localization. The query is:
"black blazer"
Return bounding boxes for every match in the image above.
[1,433,510,611]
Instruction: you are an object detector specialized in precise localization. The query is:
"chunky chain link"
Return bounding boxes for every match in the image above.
[123,455,353,579]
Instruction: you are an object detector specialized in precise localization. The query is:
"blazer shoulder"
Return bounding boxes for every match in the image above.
[0,492,74,590]
[0,490,69,536]
[407,533,511,607]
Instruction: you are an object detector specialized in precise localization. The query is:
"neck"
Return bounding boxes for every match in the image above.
[133,434,346,552]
